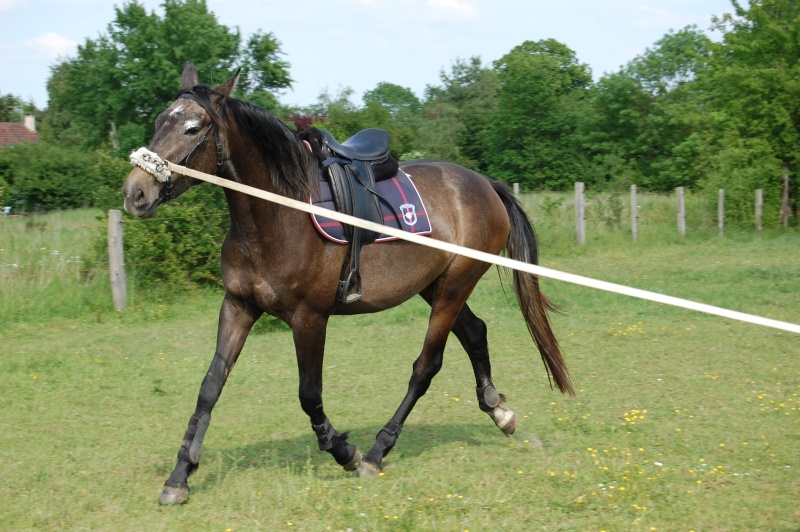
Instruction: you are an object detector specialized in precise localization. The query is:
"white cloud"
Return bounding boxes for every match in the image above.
[23,32,77,60]
[427,0,479,19]
[0,0,25,14]
[633,3,690,30]
[337,0,479,23]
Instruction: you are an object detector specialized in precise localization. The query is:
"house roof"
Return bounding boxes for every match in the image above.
[0,122,39,148]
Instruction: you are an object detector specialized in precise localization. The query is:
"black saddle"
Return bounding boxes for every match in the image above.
[298,127,400,305]
[322,128,390,161]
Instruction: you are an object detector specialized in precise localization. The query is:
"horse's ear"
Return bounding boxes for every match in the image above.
[215,69,241,99]
[181,62,199,90]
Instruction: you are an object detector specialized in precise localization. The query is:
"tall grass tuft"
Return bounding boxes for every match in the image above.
[518,188,782,258]
[0,209,114,328]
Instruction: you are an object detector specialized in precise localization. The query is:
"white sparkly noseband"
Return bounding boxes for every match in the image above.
[130,147,172,182]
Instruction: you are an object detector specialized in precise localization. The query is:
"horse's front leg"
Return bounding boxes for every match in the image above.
[293,310,361,471]
[159,293,260,505]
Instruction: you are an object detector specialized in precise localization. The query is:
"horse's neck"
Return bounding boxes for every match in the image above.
[220,135,302,245]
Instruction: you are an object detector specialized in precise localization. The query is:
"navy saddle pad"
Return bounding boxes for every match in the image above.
[310,169,432,243]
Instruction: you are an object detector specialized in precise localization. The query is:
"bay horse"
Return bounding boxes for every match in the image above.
[122,62,572,505]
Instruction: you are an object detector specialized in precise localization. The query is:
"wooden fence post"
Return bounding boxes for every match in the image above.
[513,182,519,199]
[676,187,686,236]
[108,209,127,310]
[630,184,638,243]
[755,189,763,231]
[718,189,725,236]
[575,182,585,244]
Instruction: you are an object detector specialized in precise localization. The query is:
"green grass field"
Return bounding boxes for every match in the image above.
[1,202,798,530]
[0,209,113,327]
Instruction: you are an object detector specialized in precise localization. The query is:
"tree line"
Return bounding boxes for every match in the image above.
[1,0,797,227]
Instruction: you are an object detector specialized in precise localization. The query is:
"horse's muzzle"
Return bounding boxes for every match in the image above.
[122,168,161,217]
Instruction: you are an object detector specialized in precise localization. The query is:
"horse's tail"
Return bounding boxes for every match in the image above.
[492,181,574,396]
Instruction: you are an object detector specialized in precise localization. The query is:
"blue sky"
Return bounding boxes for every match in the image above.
[0,0,734,110]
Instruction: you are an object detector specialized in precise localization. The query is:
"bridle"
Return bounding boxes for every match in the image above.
[163,92,225,200]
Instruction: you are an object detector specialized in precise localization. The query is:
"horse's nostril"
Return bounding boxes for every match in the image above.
[134,189,146,207]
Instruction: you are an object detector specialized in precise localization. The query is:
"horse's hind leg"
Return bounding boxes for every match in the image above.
[419,293,516,435]
[158,294,259,505]
[357,280,476,477]
[450,303,517,436]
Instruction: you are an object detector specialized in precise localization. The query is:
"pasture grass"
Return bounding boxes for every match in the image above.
[0,209,113,327]
[1,206,798,530]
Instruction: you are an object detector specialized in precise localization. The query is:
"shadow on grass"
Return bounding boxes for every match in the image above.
[189,419,529,492]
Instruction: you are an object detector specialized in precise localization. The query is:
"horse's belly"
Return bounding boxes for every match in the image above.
[330,240,450,315]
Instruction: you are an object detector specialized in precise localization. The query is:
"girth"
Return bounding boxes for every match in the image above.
[317,128,398,304]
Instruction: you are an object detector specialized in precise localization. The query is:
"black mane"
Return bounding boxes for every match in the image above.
[177,85,318,200]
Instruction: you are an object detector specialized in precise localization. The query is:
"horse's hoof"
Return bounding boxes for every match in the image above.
[342,446,362,472]
[500,413,517,436]
[158,485,189,505]
[493,407,517,436]
[354,460,381,478]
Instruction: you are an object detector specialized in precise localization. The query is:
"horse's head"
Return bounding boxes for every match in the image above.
[122,62,239,217]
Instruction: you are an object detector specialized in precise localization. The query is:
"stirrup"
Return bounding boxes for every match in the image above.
[337,270,362,304]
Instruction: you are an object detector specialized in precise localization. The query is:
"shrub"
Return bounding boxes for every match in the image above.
[95,184,229,291]
[699,135,783,226]
[0,142,129,212]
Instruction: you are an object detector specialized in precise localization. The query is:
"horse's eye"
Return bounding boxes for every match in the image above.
[185,126,201,135]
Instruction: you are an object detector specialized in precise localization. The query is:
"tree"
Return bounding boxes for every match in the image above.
[47,0,290,154]
[363,82,422,118]
[300,87,361,140]
[294,87,416,160]
[579,72,652,187]
[238,30,293,112]
[361,82,422,157]
[484,40,591,189]
[0,93,39,122]
[581,26,715,191]
[412,97,467,163]
[413,57,497,168]
[627,25,714,97]
[0,142,122,211]
[705,0,800,223]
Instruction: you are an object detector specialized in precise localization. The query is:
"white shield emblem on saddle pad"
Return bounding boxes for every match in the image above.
[400,203,418,226]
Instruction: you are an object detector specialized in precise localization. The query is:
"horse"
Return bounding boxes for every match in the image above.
[122,62,573,505]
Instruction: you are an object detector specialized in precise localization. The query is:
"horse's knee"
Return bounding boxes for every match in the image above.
[298,387,322,419]
[453,305,488,346]
[411,349,443,385]
[464,316,487,347]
